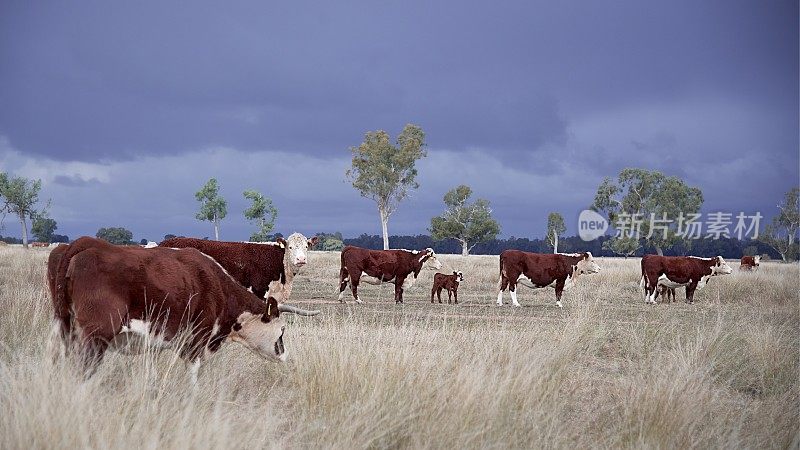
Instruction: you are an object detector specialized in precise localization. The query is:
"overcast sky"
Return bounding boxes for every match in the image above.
[1,1,797,241]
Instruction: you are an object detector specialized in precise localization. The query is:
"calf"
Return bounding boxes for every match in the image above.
[659,286,677,303]
[640,254,733,304]
[50,236,319,380]
[740,255,761,271]
[338,246,443,304]
[431,271,463,304]
[160,233,318,302]
[497,251,601,308]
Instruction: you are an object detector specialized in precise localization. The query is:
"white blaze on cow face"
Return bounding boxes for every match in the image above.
[753,255,761,266]
[456,271,464,282]
[576,252,601,274]
[422,249,443,270]
[229,312,287,362]
[713,256,733,275]
[284,233,315,268]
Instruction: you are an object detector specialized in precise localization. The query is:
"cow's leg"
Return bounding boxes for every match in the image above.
[509,282,521,307]
[338,267,350,302]
[685,283,698,304]
[453,288,458,304]
[438,287,443,303]
[349,273,363,304]
[431,286,436,303]
[447,289,453,304]
[496,274,509,306]
[554,280,566,308]
[644,272,659,304]
[394,280,404,304]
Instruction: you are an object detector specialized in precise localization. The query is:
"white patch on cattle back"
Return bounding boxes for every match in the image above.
[557,252,583,257]
[399,249,420,254]
[196,251,239,284]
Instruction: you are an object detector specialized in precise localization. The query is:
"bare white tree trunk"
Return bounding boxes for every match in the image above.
[20,214,29,249]
[553,232,558,253]
[379,207,389,250]
[461,239,469,256]
[213,213,220,241]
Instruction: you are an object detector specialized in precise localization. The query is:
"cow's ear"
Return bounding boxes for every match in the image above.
[262,297,280,323]
[276,238,286,249]
[308,236,319,249]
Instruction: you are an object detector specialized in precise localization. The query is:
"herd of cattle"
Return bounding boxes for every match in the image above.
[39,233,761,380]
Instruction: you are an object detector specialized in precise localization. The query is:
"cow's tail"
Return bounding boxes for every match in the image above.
[497,253,505,293]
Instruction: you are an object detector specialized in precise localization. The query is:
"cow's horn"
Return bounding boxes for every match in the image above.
[278,304,321,316]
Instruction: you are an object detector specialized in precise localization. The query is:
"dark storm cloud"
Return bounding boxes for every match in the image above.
[0,0,796,240]
[53,174,102,188]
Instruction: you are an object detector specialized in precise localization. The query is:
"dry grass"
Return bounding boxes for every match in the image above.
[1,247,798,449]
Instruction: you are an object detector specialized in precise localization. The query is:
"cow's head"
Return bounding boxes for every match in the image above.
[712,256,733,275]
[454,270,464,282]
[229,297,287,362]
[229,298,320,362]
[753,255,761,266]
[281,233,319,268]
[420,248,443,270]
[576,252,601,274]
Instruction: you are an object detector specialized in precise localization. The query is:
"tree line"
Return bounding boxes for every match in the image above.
[1,130,798,260]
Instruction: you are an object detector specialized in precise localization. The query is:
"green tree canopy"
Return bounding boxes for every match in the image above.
[546,212,566,253]
[96,227,133,245]
[761,186,799,261]
[0,172,43,248]
[602,235,641,258]
[430,185,501,256]
[31,211,57,243]
[195,178,227,240]
[592,168,703,255]
[243,189,278,242]
[346,124,426,249]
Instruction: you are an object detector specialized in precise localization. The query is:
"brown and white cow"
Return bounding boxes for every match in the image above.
[497,251,601,308]
[431,271,463,304]
[640,254,733,304]
[50,236,319,380]
[159,233,319,302]
[740,255,761,271]
[337,246,443,304]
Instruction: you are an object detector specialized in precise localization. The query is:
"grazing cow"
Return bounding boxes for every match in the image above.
[640,254,733,304]
[50,236,319,380]
[740,255,761,271]
[338,246,443,304]
[497,251,601,308]
[431,271,463,304]
[159,233,319,302]
[32,242,49,248]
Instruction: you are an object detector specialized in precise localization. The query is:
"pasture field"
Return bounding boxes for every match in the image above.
[1,247,798,449]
